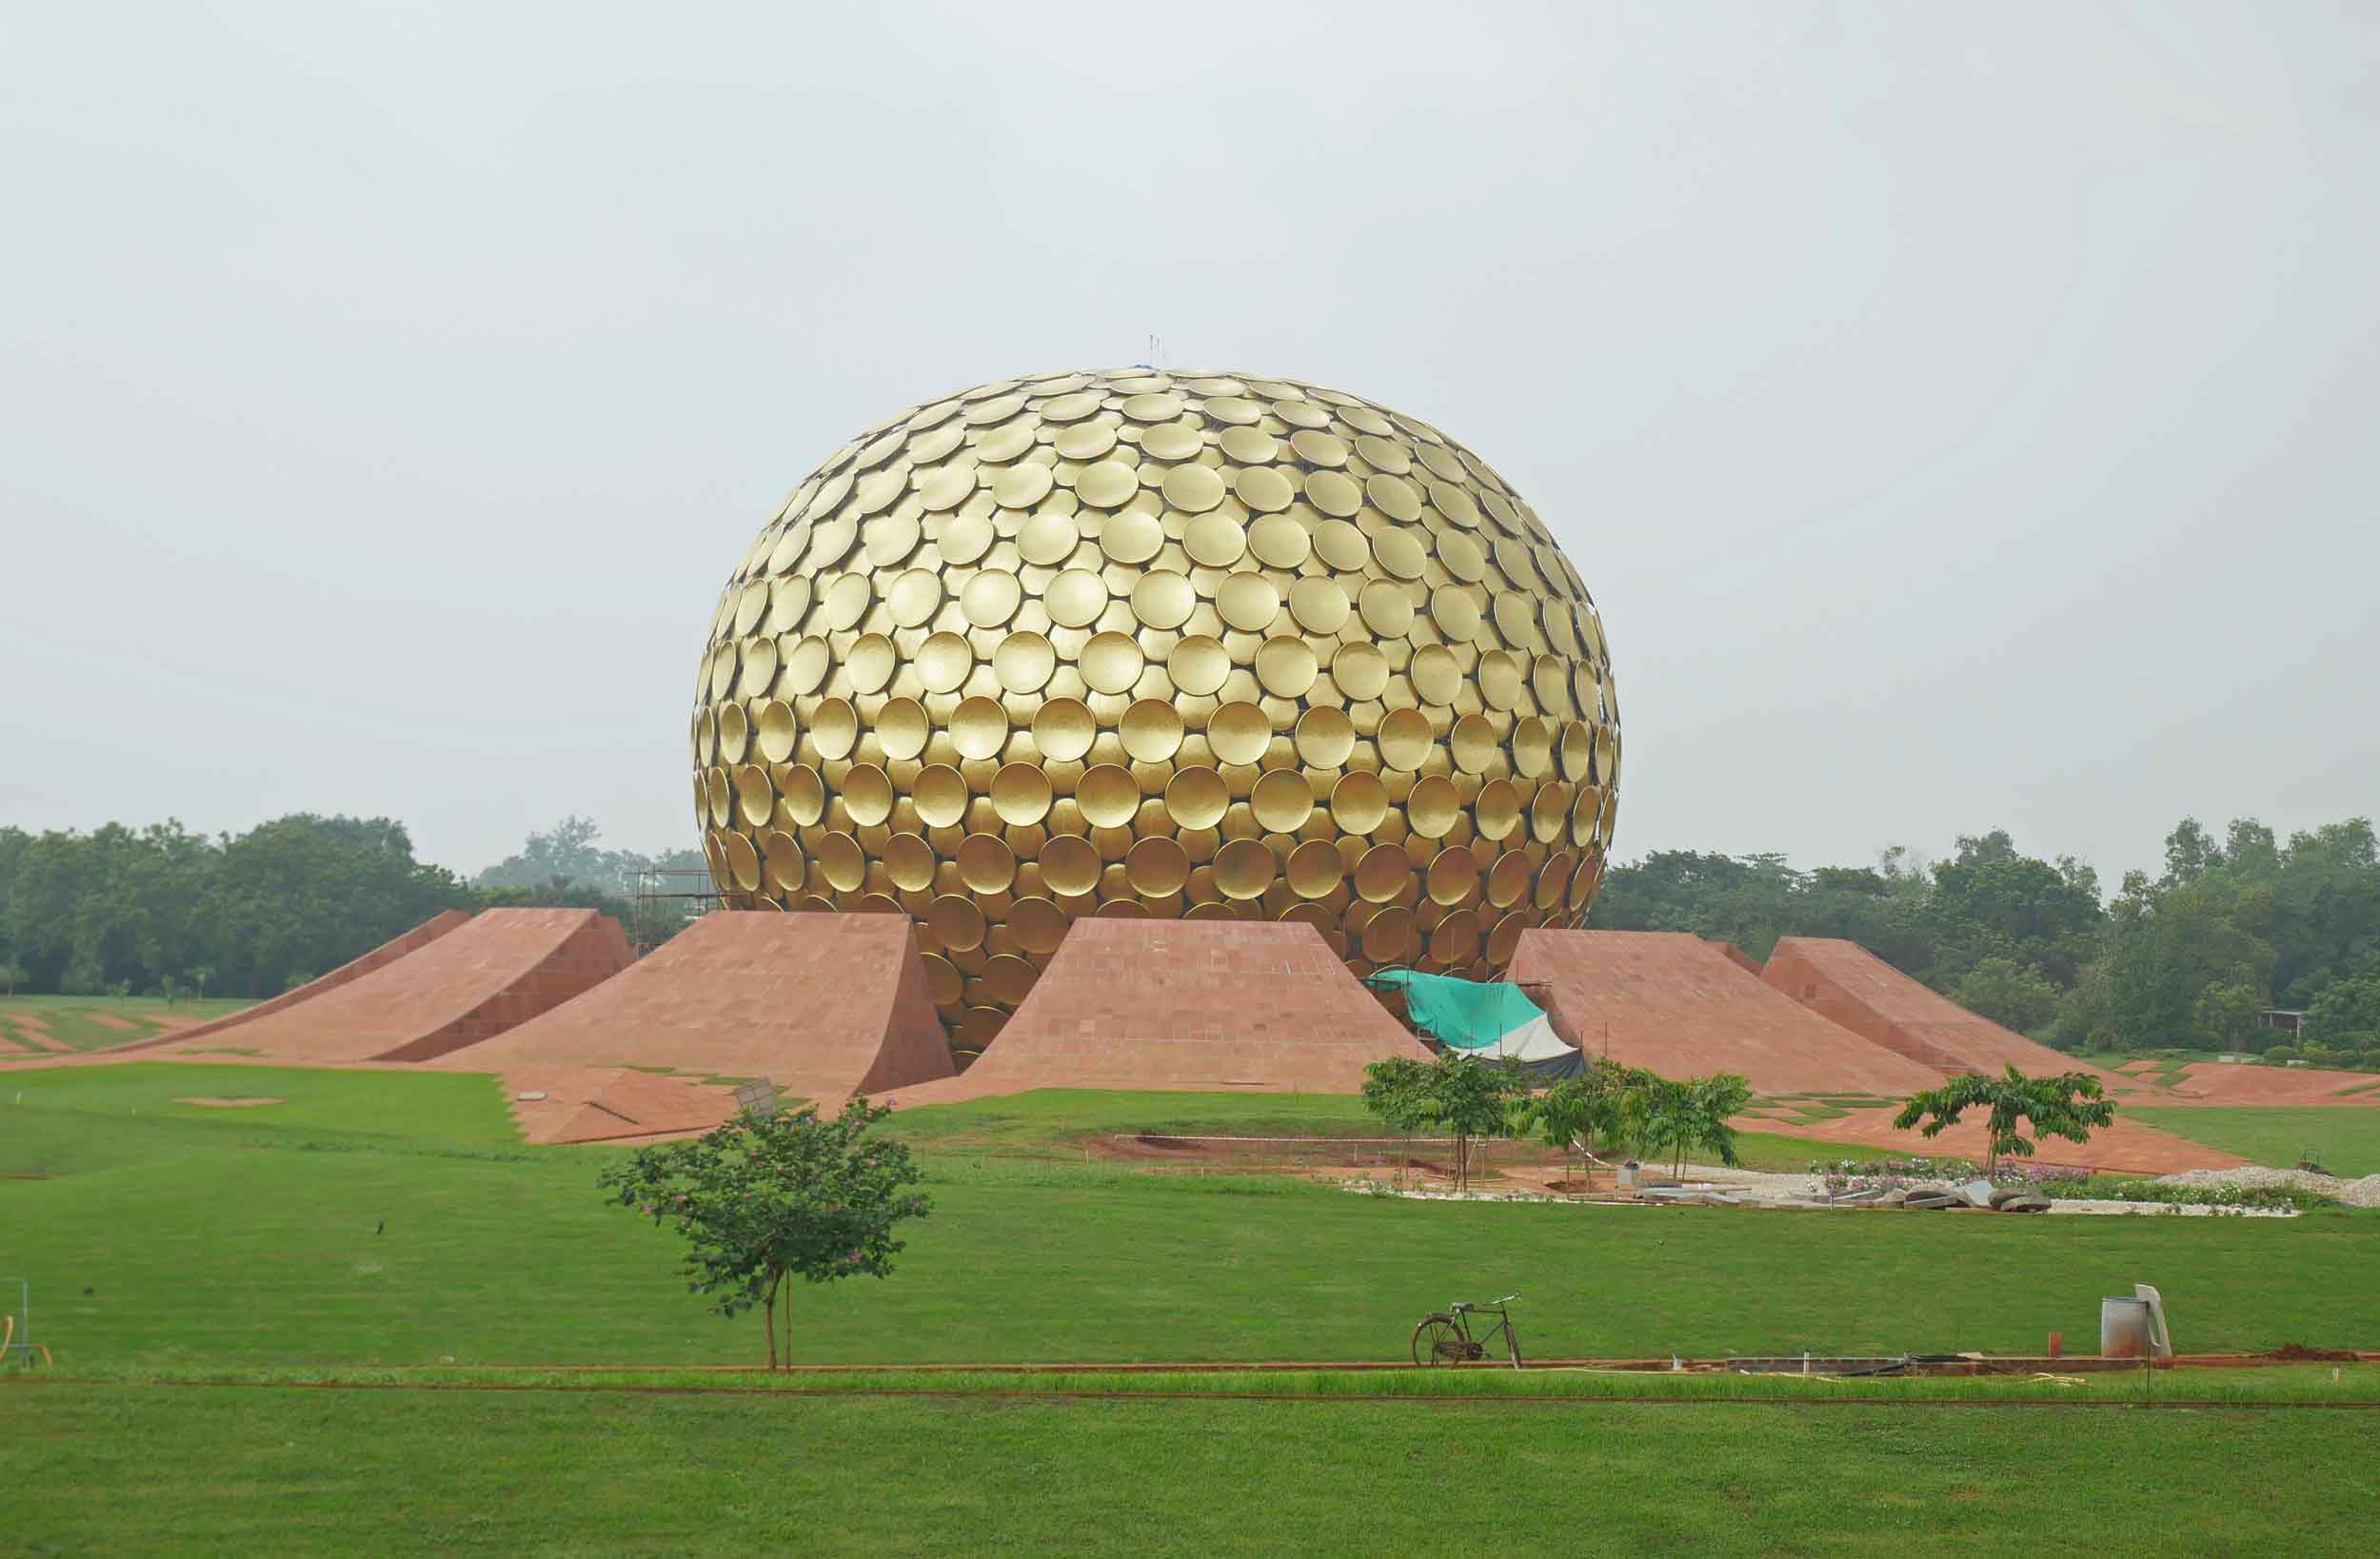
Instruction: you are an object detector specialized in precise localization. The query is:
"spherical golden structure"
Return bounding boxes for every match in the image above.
[693,368,1620,1053]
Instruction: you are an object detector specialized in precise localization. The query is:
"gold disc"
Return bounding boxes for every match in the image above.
[1121,391,1185,422]
[1183,513,1246,568]
[1410,645,1461,706]
[922,952,965,1005]
[913,763,968,827]
[843,763,894,826]
[845,633,897,695]
[1168,636,1229,696]
[995,631,1058,694]
[1450,715,1497,774]
[724,830,762,892]
[926,893,987,952]
[1140,422,1200,460]
[1561,721,1595,780]
[1486,850,1534,909]
[1361,904,1415,963]
[1162,464,1225,513]
[1331,642,1389,702]
[1377,708,1433,771]
[1075,461,1138,509]
[1475,779,1522,841]
[888,570,941,629]
[916,631,974,694]
[1101,507,1164,564]
[1487,910,1531,966]
[951,696,1009,760]
[1055,423,1117,461]
[811,698,859,760]
[1220,425,1277,464]
[1217,573,1279,633]
[1513,717,1554,778]
[957,564,1019,628]
[1235,466,1296,515]
[1294,706,1356,768]
[1429,909,1482,964]
[1121,699,1184,762]
[781,764,825,825]
[1017,509,1079,565]
[1251,769,1314,833]
[1045,568,1108,628]
[991,761,1054,825]
[993,463,1055,510]
[814,830,866,892]
[1255,637,1318,699]
[1426,845,1479,907]
[1132,569,1196,629]
[1076,763,1142,829]
[734,764,774,827]
[1080,631,1144,694]
[755,700,797,763]
[939,512,995,565]
[1331,772,1390,833]
[1290,428,1347,467]
[1207,701,1273,766]
[1125,835,1191,897]
[761,830,804,893]
[1478,650,1523,710]
[1303,469,1360,517]
[1536,850,1577,911]
[1366,472,1420,521]
[1008,896,1069,955]
[1165,766,1229,830]
[884,832,936,893]
[1038,834,1102,897]
[956,832,1017,894]
[1031,697,1097,761]
[1313,519,1369,570]
[1286,838,1344,898]
[1407,776,1460,839]
[1287,576,1348,634]
[1532,782,1570,843]
[1358,580,1415,638]
[1212,838,1275,900]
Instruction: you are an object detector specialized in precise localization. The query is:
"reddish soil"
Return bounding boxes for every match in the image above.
[1747,1106,2247,1174]
[173,1096,286,1108]
[2161,1062,2380,1106]
[493,1065,742,1145]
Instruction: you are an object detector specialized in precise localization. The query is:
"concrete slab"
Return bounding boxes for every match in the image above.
[439,913,955,1107]
[1511,930,1944,1095]
[894,918,1432,1102]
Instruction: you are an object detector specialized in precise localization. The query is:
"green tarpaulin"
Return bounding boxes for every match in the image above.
[1365,969,1545,1049]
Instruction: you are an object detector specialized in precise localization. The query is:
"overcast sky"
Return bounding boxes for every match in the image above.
[4,2,2374,888]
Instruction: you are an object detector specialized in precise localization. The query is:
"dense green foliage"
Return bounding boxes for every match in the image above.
[0,813,695,998]
[1596,817,2380,1056]
[1891,1066,2117,1174]
[600,1098,929,1367]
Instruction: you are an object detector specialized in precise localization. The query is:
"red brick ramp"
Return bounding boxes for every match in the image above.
[439,913,955,1106]
[894,919,1433,1103]
[109,909,475,1053]
[2163,1062,2380,1105]
[1763,937,2129,1088]
[148,909,630,1064]
[1511,930,1944,1095]
[490,1065,744,1146]
[1752,1106,2249,1175]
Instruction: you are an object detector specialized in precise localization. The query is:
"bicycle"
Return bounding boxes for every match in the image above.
[1411,1293,1523,1368]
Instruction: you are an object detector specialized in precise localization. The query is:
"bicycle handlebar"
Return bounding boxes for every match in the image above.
[1448,1293,1520,1311]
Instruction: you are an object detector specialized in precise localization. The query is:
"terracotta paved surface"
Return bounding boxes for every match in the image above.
[1512,931,1944,1095]
[894,919,1432,1103]
[1763,937,2137,1091]
[483,1063,744,1145]
[439,913,954,1106]
[2161,1061,2380,1105]
[109,910,474,1052]
[145,910,631,1064]
[1751,1105,2251,1174]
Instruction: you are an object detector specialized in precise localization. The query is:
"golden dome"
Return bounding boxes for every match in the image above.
[693,368,1620,1054]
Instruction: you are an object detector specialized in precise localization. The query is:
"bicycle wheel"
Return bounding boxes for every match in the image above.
[1412,1315,1465,1367]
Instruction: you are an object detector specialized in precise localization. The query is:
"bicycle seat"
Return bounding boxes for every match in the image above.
[1449,1301,1471,1312]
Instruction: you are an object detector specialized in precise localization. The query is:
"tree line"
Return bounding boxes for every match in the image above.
[0,814,699,1000]
[1592,817,2380,1063]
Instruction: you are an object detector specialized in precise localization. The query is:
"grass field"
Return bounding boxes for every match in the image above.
[9,1061,2380,1553]
[0,993,253,1055]
[2131,1107,2380,1177]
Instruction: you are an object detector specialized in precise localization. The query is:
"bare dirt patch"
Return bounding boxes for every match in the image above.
[174,1095,287,1108]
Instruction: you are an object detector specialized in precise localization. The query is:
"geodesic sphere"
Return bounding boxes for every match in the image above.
[692,368,1620,1054]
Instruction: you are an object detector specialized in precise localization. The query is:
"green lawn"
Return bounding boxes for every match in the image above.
[4,1064,2373,1375]
[0,993,255,1055]
[8,1383,2376,1555]
[2130,1107,2380,1177]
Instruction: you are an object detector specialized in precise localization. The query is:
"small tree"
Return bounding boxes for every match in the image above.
[1524,1058,1657,1187]
[598,1095,930,1369]
[1640,1072,1753,1177]
[0,961,24,997]
[188,965,215,1000]
[1360,1052,1525,1192]
[1892,1065,2115,1176]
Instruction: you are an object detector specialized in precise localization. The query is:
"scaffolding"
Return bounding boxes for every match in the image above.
[630,866,723,957]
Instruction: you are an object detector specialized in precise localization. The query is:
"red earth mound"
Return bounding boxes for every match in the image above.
[893,918,1432,1103]
[1511,931,1944,1095]
[2163,1062,2380,1105]
[146,909,630,1064]
[110,909,475,1052]
[440,913,954,1106]
[1762,937,2133,1090]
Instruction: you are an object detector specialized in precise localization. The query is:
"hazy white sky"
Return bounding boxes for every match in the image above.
[4,2,2374,886]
